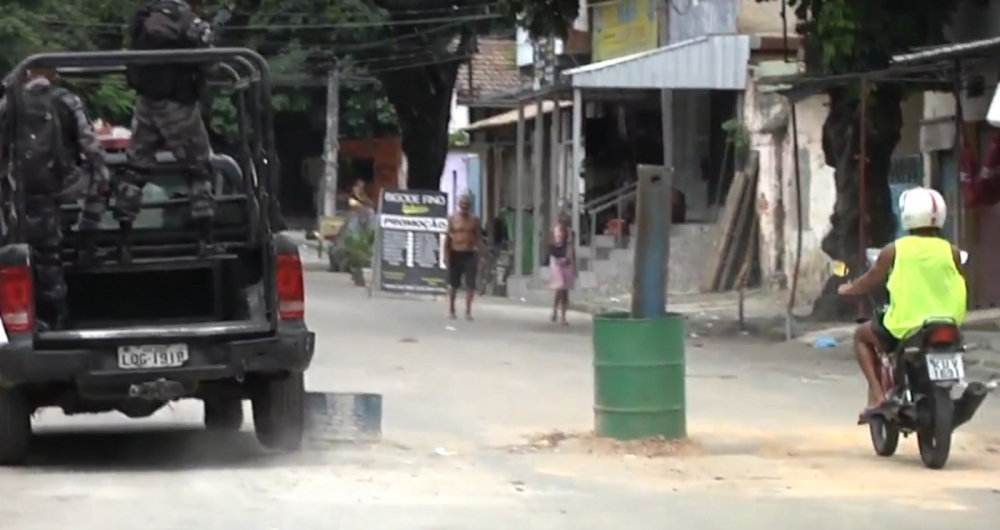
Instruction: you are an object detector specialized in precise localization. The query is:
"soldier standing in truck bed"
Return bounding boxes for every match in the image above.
[120,0,219,261]
[0,68,110,329]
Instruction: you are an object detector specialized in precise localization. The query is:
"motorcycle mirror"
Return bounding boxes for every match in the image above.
[829,261,848,277]
[960,250,969,264]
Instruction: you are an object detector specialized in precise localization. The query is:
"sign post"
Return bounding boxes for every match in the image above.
[373,190,450,295]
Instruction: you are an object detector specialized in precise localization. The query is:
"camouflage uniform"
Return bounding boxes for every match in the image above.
[118,96,214,221]
[119,0,216,242]
[0,77,109,323]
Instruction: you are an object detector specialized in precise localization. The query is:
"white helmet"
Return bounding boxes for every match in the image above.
[899,187,947,231]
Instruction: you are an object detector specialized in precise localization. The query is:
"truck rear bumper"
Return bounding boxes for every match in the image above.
[0,331,315,388]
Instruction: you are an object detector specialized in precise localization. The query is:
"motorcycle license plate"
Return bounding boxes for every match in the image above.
[926,353,965,381]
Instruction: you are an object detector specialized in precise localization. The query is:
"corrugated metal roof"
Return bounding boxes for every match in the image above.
[565,35,751,90]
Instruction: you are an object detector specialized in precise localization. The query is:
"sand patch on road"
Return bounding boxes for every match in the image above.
[512,424,1000,510]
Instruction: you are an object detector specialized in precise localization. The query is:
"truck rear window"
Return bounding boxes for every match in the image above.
[88,159,248,230]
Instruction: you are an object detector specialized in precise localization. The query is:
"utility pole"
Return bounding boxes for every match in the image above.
[320,62,340,223]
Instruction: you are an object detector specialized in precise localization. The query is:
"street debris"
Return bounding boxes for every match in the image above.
[508,430,698,458]
[811,335,838,349]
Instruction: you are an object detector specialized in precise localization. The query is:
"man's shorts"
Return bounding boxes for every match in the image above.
[448,250,478,291]
[871,312,901,353]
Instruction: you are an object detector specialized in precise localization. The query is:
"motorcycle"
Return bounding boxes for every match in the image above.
[831,248,997,469]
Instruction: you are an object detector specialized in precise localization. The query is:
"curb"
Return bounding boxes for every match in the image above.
[302,261,330,272]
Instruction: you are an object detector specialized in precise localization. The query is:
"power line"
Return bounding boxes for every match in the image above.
[40,13,502,31]
[230,2,501,17]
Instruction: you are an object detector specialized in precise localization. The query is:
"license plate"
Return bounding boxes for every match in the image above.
[117,344,189,369]
[926,353,965,381]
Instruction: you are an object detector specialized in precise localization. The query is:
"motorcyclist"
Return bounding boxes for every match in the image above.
[838,187,967,424]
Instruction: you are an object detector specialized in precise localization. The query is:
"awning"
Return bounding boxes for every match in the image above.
[893,36,1000,65]
[565,35,751,90]
[463,101,572,132]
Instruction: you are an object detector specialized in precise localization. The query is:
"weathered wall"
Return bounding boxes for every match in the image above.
[895,94,924,156]
[747,67,927,307]
[744,72,833,305]
[737,0,797,36]
[669,0,736,42]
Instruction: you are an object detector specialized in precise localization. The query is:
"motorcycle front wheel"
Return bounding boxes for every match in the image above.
[917,386,954,469]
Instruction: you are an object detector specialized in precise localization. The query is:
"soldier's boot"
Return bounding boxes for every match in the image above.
[116,221,134,264]
[76,231,102,267]
[197,218,220,257]
[37,299,70,332]
[52,298,70,331]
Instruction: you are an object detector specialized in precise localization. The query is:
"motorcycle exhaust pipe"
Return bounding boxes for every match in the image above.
[953,381,993,429]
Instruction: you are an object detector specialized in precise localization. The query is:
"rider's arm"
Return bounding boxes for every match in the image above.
[58,91,111,189]
[951,246,966,279]
[444,217,453,258]
[841,245,895,296]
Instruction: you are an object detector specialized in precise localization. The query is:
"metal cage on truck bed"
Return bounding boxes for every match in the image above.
[0,48,280,258]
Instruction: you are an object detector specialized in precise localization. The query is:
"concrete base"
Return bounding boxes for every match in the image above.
[304,392,382,444]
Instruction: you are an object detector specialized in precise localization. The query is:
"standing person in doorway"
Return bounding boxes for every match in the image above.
[549,210,576,325]
[444,194,481,320]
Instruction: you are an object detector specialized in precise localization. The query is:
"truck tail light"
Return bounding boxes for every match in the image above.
[276,253,304,320]
[0,266,34,333]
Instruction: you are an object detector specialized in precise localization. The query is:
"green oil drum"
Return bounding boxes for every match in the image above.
[592,311,686,440]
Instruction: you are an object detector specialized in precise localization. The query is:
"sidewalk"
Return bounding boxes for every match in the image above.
[569,289,822,339]
[284,229,329,271]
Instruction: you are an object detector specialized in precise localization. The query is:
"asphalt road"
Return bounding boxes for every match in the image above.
[2,271,999,529]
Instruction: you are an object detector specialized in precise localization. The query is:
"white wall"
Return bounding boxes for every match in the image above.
[746,77,928,305]
[448,91,470,133]
[745,74,835,303]
[737,0,798,36]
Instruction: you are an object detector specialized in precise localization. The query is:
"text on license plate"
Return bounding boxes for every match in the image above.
[117,344,189,369]
[926,353,965,381]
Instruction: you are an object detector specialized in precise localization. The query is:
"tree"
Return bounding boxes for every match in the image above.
[0,0,581,190]
[764,0,966,319]
[365,0,579,189]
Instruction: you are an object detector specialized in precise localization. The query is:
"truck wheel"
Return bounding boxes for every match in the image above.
[251,373,305,451]
[917,386,954,469]
[0,387,32,465]
[203,397,244,432]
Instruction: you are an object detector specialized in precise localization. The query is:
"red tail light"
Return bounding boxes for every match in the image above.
[928,325,959,345]
[276,254,304,320]
[0,266,34,333]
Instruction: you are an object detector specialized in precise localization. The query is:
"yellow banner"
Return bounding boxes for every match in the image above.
[592,0,659,62]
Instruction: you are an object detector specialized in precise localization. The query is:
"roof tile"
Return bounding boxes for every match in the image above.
[456,38,519,103]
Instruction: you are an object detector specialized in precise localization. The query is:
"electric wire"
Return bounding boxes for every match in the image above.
[39,13,502,31]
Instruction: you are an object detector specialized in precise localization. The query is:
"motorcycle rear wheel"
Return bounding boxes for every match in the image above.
[917,386,954,469]
[869,416,900,457]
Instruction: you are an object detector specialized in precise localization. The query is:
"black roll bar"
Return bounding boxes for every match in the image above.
[3,48,279,241]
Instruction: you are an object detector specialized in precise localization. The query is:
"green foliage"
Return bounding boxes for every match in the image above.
[449,130,469,147]
[500,0,580,39]
[773,0,963,74]
[720,118,749,154]
[343,227,376,271]
[0,0,579,177]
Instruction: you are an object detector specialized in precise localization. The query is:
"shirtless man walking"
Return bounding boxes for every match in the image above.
[444,194,481,320]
